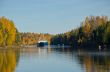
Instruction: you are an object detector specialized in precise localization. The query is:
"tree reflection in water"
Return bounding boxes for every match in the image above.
[77,50,110,72]
[0,47,110,72]
[47,48,110,72]
[0,48,19,72]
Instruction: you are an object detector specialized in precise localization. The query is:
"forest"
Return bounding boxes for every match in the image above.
[20,32,51,45]
[51,16,110,49]
[0,16,110,49]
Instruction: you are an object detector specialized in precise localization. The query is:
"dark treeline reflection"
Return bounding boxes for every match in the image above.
[76,51,110,72]
[47,48,110,72]
[0,48,20,72]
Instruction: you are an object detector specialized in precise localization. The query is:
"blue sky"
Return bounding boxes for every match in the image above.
[0,0,110,34]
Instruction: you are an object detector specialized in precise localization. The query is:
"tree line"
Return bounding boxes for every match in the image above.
[50,16,110,49]
[20,32,51,45]
[0,16,110,49]
[0,16,52,46]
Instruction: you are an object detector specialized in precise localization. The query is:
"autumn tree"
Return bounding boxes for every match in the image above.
[50,16,110,49]
[0,16,18,46]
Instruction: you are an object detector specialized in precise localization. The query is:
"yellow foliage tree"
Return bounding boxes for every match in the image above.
[0,16,17,46]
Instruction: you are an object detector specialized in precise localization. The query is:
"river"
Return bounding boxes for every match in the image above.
[0,46,110,72]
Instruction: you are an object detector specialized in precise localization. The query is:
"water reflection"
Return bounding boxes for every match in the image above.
[77,50,110,72]
[0,47,110,72]
[47,48,110,72]
[0,48,20,72]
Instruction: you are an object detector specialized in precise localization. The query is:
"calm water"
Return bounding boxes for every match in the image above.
[0,46,110,72]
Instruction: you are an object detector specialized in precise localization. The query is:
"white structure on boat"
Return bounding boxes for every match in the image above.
[37,40,48,47]
[38,40,48,43]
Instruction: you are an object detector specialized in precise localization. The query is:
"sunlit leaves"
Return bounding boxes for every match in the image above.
[0,17,17,46]
[20,33,51,45]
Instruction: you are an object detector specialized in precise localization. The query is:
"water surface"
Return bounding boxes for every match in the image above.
[0,46,110,72]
